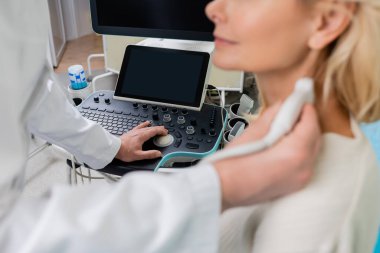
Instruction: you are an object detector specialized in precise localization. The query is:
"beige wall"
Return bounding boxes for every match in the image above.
[103,35,243,91]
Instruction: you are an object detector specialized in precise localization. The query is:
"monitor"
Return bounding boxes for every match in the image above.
[89,0,214,41]
[114,45,211,111]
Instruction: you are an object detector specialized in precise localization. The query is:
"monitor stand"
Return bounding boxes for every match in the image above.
[137,38,215,54]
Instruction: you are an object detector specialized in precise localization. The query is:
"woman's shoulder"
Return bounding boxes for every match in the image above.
[219,120,380,253]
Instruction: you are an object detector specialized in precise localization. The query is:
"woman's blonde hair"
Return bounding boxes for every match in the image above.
[318,0,380,123]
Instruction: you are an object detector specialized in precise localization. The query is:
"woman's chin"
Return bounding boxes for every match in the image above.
[211,54,241,71]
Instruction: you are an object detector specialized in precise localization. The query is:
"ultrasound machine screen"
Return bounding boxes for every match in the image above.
[114,46,210,110]
[90,0,214,41]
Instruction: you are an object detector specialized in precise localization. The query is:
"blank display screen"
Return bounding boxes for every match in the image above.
[95,0,213,32]
[115,46,210,108]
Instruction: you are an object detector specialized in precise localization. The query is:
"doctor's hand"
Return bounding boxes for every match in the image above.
[214,103,321,212]
[116,121,168,162]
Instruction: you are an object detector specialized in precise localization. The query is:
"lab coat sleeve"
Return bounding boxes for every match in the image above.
[7,163,221,253]
[27,78,121,169]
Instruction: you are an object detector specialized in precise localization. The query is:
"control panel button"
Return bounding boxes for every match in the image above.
[163,114,172,123]
[142,104,148,110]
[133,103,139,109]
[152,105,158,111]
[174,139,182,148]
[153,134,174,148]
[181,109,188,115]
[93,97,99,103]
[105,98,111,104]
[174,131,182,138]
[171,108,178,114]
[177,116,186,125]
[152,112,159,121]
[161,107,168,112]
[209,128,216,136]
[186,143,200,150]
[186,126,195,135]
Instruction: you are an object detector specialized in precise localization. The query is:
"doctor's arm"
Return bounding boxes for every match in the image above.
[26,78,165,169]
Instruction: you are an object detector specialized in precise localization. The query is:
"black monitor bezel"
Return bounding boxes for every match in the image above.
[114,45,210,109]
[89,0,214,41]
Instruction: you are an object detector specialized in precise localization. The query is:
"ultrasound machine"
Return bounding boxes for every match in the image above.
[78,1,228,175]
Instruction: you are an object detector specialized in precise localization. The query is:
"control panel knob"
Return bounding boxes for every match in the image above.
[142,104,148,110]
[93,97,99,103]
[152,105,158,111]
[104,98,111,104]
[177,116,186,125]
[171,108,178,114]
[186,126,195,135]
[153,112,159,121]
[209,128,216,136]
[190,118,197,126]
[181,109,188,115]
[133,103,138,109]
[163,114,172,123]
[162,107,168,112]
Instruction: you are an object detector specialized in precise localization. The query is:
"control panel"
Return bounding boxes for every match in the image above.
[78,91,227,175]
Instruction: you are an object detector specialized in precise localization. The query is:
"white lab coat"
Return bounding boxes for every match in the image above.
[0,1,221,252]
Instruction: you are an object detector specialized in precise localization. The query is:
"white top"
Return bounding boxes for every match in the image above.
[219,118,380,253]
[0,1,221,252]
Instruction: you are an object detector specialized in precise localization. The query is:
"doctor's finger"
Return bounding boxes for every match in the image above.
[135,150,162,160]
[138,126,168,142]
[133,121,151,130]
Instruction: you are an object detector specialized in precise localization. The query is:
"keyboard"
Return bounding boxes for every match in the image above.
[79,109,150,136]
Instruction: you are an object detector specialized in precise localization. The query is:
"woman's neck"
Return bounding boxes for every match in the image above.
[255,60,353,137]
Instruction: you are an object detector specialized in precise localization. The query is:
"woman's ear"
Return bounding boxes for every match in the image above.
[308,1,357,50]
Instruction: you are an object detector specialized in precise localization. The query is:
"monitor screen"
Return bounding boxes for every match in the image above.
[114,45,210,110]
[89,0,214,41]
